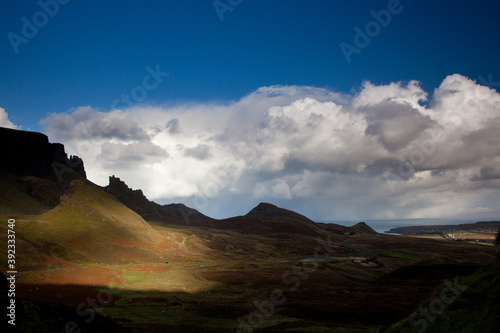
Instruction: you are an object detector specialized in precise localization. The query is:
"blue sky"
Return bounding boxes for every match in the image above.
[2,0,499,130]
[1,0,500,220]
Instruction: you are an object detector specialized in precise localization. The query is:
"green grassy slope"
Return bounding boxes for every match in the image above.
[39,179,164,243]
[14,180,179,265]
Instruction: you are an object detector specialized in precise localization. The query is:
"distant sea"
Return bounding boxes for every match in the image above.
[322,218,500,234]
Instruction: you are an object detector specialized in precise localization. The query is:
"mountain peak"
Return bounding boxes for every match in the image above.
[349,222,377,234]
[246,202,314,223]
[251,202,279,211]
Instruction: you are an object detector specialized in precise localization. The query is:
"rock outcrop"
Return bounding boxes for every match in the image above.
[0,127,86,179]
[104,175,213,225]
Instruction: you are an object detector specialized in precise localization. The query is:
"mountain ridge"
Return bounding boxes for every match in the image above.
[104,175,214,225]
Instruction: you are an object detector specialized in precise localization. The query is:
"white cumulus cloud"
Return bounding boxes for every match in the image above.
[41,76,500,220]
[0,107,18,129]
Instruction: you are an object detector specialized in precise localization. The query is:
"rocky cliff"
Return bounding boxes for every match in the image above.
[0,127,86,179]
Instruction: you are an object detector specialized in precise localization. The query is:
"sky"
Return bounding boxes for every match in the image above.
[1,0,500,221]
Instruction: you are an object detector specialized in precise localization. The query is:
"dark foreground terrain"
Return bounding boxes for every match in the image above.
[5,226,498,332]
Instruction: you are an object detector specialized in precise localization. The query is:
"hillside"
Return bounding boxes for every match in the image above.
[14,179,181,267]
[0,172,64,215]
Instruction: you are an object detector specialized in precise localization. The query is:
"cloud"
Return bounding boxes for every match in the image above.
[184,144,212,160]
[471,164,500,181]
[0,107,18,129]
[166,118,180,134]
[41,106,149,141]
[41,77,500,220]
[362,101,436,151]
[254,179,293,200]
[100,141,169,163]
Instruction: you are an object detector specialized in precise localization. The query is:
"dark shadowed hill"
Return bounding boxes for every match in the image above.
[316,221,377,235]
[103,178,378,237]
[348,221,377,234]
[246,202,315,223]
[0,173,65,214]
[0,127,86,179]
[104,175,214,225]
[103,178,329,236]
[214,202,347,237]
[245,203,377,235]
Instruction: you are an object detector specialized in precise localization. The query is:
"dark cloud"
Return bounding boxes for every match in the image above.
[471,165,500,181]
[100,141,168,162]
[41,107,149,141]
[184,144,212,160]
[362,101,435,151]
[166,118,180,134]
